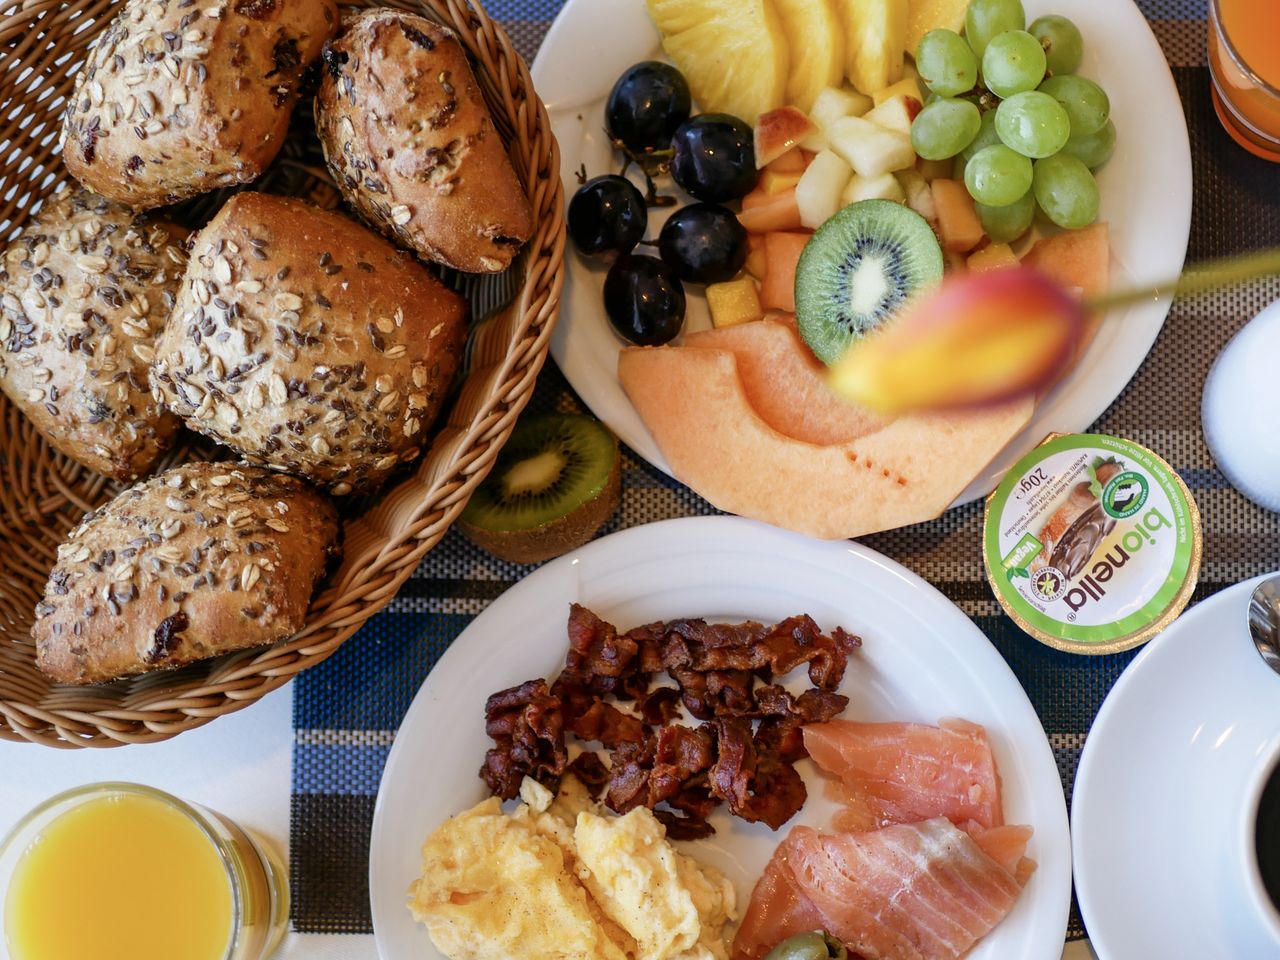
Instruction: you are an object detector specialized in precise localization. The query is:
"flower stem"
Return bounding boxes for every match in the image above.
[1085,248,1280,313]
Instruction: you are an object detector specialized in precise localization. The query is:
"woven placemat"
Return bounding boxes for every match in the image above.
[290,0,1280,940]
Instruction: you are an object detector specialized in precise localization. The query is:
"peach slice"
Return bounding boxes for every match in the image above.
[618,345,1033,540]
[830,268,1084,413]
[755,106,819,167]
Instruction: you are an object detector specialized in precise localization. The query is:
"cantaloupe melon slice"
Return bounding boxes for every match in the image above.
[1022,222,1110,356]
[685,320,888,445]
[618,345,1033,540]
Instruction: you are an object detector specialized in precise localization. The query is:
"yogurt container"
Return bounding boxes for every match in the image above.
[983,433,1202,655]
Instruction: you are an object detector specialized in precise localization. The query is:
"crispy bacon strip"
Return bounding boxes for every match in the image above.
[479,679,566,800]
[480,609,862,837]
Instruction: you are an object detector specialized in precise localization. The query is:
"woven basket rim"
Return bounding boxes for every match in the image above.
[0,0,565,747]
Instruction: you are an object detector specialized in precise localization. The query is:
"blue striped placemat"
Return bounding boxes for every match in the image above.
[290,0,1280,942]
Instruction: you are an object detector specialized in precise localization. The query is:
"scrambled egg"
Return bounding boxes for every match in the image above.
[408,777,736,960]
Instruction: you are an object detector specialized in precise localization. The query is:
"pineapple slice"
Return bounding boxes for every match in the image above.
[835,0,909,96]
[772,0,844,112]
[646,0,789,124]
[906,0,969,57]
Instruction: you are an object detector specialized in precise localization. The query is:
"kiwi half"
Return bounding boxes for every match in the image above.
[795,199,944,365]
[458,413,621,564]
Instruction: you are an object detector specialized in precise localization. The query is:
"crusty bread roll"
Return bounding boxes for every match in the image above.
[0,187,185,481]
[316,9,533,273]
[61,0,338,209]
[33,461,340,685]
[151,192,468,496]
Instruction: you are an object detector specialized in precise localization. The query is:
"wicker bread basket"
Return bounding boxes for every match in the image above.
[0,0,564,746]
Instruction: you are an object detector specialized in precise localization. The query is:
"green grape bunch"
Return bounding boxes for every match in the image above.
[910,0,1117,239]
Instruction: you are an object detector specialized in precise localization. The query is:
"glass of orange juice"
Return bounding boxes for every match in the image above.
[0,782,288,960]
[1209,0,1280,161]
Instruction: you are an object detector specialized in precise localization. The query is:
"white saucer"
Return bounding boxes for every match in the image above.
[1073,576,1280,958]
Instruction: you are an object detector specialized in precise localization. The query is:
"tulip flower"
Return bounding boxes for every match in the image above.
[830,248,1280,414]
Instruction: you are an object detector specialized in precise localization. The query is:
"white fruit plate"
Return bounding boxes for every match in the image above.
[531,0,1191,511]
[369,516,1072,960]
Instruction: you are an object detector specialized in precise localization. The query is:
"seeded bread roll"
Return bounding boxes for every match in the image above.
[33,461,340,685]
[0,187,186,482]
[316,10,533,273]
[151,192,468,496]
[61,0,338,210]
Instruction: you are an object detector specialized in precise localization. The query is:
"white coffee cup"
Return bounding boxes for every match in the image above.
[1240,744,1280,948]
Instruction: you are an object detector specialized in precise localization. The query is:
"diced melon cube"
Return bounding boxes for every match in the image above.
[761,169,804,196]
[841,172,907,206]
[707,276,765,328]
[796,150,854,229]
[766,148,808,174]
[738,188,804,234]
[930,179,984,253]
[745,233,768,279]
[967,243,1019,273]
[760,232,811,312]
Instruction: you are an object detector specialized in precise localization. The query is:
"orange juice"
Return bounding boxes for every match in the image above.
[4,792,233,960]
[1210,0,1280,160]
[2,784,288,960]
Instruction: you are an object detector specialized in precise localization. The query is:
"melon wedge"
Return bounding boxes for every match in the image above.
[685,320,888,445]
[618,346,1033,539]
[1022,222,1110,356]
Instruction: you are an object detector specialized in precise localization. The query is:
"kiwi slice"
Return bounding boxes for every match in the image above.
[795,199,945,365]
[458,413,621,564]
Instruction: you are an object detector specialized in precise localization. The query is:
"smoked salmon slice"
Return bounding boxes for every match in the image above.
[969,824,1037,884]
[732,819,1027,960]
[803,719,1004,830]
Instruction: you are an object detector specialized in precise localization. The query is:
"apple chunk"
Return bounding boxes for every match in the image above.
[841,171,906,205]
[755,106,819,167]
[864,94,921,136]
[827,115,915,178]
[796,150,854,229]
[897,168,937,221]
[802,85,873,150]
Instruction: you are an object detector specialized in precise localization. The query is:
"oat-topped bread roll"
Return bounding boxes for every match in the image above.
[0,187,185,482]
[151,192,468,496]
[61,0,338,209]
[316,9,533,273]
[33,461,340,685]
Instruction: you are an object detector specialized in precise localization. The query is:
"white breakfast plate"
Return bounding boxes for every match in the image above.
[531,0,1192,508]
[1073,577,1280,958]
[369,515,1071,959]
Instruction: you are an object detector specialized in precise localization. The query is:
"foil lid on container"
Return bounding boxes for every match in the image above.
[983,433,1202,655]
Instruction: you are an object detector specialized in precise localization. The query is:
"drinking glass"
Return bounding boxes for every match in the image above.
[1209,0,1280,161]
[0,782,289,960]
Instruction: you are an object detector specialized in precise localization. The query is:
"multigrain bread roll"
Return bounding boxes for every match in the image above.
[316,9,533,273]
[0,188,186,482]
[151,193,468,496]
[61,0,338,209]
[33,461,340,685]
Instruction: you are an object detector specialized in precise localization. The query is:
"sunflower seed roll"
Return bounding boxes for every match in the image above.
[0,187,186,482]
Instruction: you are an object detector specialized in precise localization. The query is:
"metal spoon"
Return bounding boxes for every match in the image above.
[1247,576,1280,677]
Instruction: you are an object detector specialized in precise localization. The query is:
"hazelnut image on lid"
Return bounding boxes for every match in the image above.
[983,433,1201,655]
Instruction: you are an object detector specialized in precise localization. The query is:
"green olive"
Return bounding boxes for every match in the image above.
[762,931,848,960]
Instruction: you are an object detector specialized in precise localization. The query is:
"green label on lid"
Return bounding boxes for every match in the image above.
[983,434,1201,655]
